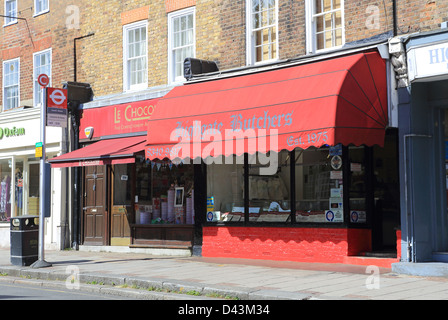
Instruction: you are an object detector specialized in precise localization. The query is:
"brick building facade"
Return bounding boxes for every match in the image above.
[0,0,83,250]
[3,1,448,269]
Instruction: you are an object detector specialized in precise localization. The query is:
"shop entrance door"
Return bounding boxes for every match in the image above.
[83,165,108,245]
[110,164,134,246]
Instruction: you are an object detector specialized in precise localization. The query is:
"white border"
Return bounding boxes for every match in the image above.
[122,20,149,92]
[2,57,20,111]
[245,0,279,66]
[33,0,49,17]
[167,6,196,84]
[33,48,52,107]
[305,0,345,54]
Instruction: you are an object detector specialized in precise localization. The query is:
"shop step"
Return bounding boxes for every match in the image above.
[433,252,448,262]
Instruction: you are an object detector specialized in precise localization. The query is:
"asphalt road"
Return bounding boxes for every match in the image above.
[0,281,133,300]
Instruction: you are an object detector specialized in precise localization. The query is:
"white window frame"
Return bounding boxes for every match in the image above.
[167,7,196,84]
[305,0,345,54]
[246,0,279,66]
[34,0,49,17]
[33,48,52,107]
[2,58,20,111]
[4,0,18,26]
[123,20,148,92]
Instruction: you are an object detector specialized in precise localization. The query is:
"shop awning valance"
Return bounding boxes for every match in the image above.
[145,51,387,161]
[50,135,147,168]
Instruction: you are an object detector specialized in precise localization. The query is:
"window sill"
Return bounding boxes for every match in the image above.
[33,9,50,18]
[3,20,18,27]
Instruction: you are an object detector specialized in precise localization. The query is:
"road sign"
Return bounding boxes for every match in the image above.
[47,88,67,109]
[37,74,50,87]
[46,87,68,128]
[35,142,43,158]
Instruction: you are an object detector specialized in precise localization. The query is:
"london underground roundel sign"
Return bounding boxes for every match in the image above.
[37,74,50,87]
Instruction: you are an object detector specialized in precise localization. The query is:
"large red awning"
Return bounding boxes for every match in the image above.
[50,136,147,168]
[145,51,387,161]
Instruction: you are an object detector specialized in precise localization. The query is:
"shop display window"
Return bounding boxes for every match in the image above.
[246,151,291,223]
[206,155,245,222]
[134,158,194,225]
[206,147,347,224]
[28,162,40,216]
[348,147,367,224]
[0,159,12,221]
[113,164,133,206]
[294,147,340,223]
[14,160,23,217]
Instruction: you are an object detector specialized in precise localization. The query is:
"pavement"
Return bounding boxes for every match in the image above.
[1,247,448,301]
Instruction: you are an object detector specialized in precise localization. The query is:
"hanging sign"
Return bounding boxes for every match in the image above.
[37,74,50,87]
[46,87,68,128]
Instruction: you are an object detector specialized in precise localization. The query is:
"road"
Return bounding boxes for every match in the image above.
[0,281,134,300]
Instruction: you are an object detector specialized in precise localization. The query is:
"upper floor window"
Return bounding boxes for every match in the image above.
[168,7,195,84]
[306,0,344,53]
[123,21,148,92]
[2,58,20,111]
[33,49,51,106]
[4,0,17,25]
[246,0,278,65]
[34,0,49,16]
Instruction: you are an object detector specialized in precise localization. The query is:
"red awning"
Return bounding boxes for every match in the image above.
[50,136,147,168]
[145,51,387,161]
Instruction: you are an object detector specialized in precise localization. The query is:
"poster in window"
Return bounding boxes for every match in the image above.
[174,187,184,207]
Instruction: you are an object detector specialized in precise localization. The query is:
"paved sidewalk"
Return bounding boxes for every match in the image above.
[1,248,448,300]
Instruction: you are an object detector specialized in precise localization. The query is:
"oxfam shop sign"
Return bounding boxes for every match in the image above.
[0,126,25,139]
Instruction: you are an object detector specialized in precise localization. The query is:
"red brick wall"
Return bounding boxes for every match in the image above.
[0,0,80,107]
[165,0,196,13]
[121,5,150,25]
[202,226,372,264]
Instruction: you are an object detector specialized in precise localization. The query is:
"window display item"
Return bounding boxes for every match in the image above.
[152,198,160,219]
[167,186,175,222]
[140,211,151,224]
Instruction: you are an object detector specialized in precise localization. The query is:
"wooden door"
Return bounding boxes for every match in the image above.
[83,165,108,245]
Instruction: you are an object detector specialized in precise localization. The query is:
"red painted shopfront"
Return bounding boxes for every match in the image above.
[144,50,401,267]
[50,98,197,250]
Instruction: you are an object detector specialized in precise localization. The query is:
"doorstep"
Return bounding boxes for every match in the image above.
[79,245,192,257]
[343,255,398,268]
[392,261,448,277]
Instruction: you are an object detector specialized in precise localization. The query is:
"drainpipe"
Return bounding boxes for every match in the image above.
[71,33,94,250]
[403,134,432,262]
[392,0,398,36]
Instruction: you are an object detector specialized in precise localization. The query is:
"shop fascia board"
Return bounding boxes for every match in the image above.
[0,107,40,124]
[0,142,61,158]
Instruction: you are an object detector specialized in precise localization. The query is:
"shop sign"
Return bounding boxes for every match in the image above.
[46,87,68,128]
[80,98,158,139]
[0,126,26,139]
[408,41,448,82]
[350,210,366,223]
[35,142,43,158]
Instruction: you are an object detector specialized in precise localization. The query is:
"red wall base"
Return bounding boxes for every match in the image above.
[203,226,400,267]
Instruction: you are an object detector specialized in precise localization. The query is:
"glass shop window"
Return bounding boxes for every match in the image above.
[207,155,245,223]
[247,150,291,223]
[0,159,12,221]
[294,147,342,223]
[145,160,194,225]
[348,146,367,224]
[14,160,23,216]
[113,164,133,206]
